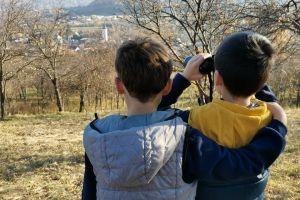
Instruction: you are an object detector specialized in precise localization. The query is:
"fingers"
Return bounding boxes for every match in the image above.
[188,53,211,65]
[182,53,212,81]
[202,53,212,59]
[266,102,287,125]
[188,54,204,64]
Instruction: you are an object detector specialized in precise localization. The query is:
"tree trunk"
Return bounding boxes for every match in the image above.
[110,96,113,110]
[105,94,107,109]
[116,93,119,109]
[0,86,4,120]
[0,61,5,120]
[297,77,300,107]
[79,90,85,113]
[40,77,45,100]
[99,93,102,110]
[195,81,209,105]
[95,93,99,111]
[52,78,63,112]
[20,86,27,101]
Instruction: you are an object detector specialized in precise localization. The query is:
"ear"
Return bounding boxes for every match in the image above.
[214,70,223,86]
[214,70,223,94]
[115,77,125,94]
[162,79,173,96]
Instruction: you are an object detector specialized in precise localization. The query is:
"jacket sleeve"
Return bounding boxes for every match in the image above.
[82,153,97,200]
[255,84,277,102]
[159,75,277,108]
[158,73,191,122]
[158,73,191,109]
[182,120,287,183]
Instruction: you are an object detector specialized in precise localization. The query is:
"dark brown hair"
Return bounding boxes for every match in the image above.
[215,31,275,97]
[115,38,173,102]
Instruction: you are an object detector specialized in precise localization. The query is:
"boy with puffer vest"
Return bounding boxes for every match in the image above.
[82,37,287,200]
[159,32,287,199]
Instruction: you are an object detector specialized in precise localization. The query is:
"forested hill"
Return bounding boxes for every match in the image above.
[70,0,123,16]
[30,0,122,16]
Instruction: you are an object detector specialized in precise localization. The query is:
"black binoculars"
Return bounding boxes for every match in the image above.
[183,55,215,74]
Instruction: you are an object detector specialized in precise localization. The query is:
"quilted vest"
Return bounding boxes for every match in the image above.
[84,110,197,200]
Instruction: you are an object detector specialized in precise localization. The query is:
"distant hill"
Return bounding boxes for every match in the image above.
[33,0,93,9]
[70,0,123,16]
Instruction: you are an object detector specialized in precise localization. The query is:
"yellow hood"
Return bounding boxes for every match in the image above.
[189,99,272,148]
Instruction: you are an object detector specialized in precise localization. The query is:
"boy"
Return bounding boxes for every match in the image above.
[160,32,286,199]
[189,32,277,148]
[82,37,287,200]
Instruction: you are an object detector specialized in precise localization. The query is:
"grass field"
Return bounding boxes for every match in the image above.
[0,108,299,200]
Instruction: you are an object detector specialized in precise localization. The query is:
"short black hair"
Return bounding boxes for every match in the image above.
[214,31,275,97]
[115,38,173,102]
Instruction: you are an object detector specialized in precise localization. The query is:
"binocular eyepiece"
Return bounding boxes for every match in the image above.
[183,55,215,74]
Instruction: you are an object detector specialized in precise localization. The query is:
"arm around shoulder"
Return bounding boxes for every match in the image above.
[267,102,287,126]
[182,120,287,183]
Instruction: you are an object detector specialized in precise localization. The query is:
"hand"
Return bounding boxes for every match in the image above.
[266,102,287,125]
[182,53,211,82]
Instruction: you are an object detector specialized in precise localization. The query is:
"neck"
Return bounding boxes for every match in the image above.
[125,95,159,116]
[222,91,251,107]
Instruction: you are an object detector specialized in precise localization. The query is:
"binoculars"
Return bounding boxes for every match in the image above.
[183,55,215,74]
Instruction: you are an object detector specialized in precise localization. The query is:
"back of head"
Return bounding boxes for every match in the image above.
[214,31,275,97]
[115,38,172,102]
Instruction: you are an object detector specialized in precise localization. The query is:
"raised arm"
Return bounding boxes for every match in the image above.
[159,73,191,109]
[160,54,279,110]
[182,120,287,183]
[159,54,206,110]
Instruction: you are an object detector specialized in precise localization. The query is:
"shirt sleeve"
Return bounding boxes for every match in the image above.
[82,153,97,200]
[158,73,191,109]
[182,120,287,183]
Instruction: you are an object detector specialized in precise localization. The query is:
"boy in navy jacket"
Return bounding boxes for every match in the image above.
[159,32,287,198]
[160,71,285,200]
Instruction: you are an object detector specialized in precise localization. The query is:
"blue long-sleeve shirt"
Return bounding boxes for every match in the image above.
[82,74,286,199]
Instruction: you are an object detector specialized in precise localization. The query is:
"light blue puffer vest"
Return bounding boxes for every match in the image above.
[83,110,197,200]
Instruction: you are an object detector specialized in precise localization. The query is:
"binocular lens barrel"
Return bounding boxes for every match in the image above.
[183,55,215,74]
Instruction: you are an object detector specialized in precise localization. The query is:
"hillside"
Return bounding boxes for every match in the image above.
[70,0,123,16]
[33,0,93,9]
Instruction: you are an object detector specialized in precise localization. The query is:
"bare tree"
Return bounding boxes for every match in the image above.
[240,0,300,106]
[27,9,69,112]
[76,45,115,112]
[61,51,95,113]
[0,0,33,120]
[241,0,299,35]
[122,0,300,105]
[239,1,299,61]
[122,0,247,104]
[91,45,116,111]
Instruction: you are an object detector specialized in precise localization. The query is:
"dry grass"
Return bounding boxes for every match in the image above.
[0,109,299,200]
[0,113,89,200]
[266,108,300,200]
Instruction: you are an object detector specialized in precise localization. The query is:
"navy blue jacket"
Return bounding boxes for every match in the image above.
[82,74,286,200]
[160,73,285,199]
